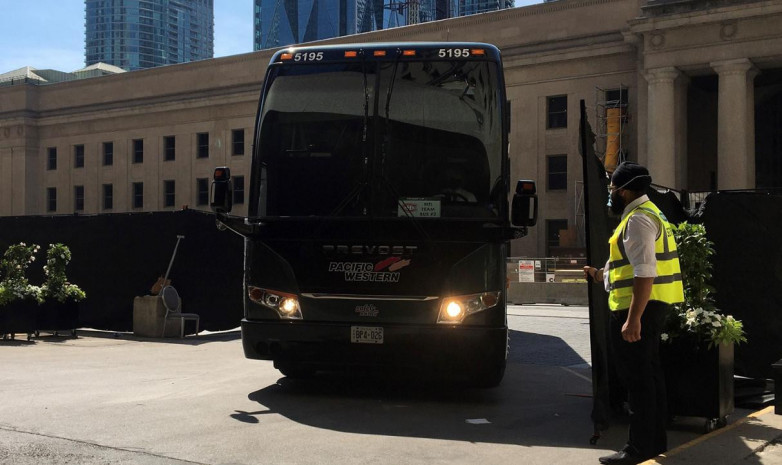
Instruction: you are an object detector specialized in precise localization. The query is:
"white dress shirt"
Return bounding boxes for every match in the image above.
[604,195,661,291]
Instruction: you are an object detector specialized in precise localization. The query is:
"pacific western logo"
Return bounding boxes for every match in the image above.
[328,257,411,283]
[355,304,379,317]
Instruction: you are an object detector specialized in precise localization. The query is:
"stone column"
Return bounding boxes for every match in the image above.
[711,58,758,190]
[645,67,680,189]
[674,74,690,190]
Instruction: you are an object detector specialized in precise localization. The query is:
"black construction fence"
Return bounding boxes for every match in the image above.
[646,188,782,380]
[0,210,244,332]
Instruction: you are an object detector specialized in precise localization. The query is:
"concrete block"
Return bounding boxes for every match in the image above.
[133,295,179,338]
[508,282,588,306]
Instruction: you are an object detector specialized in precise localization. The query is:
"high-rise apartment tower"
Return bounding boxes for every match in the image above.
[85,0,214,71]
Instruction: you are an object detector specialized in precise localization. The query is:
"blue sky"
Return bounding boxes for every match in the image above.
[0,1,254,72]
[0,1,538,73]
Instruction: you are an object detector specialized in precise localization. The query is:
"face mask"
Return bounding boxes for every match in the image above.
[605,174,651,216]
[608,190,625,215]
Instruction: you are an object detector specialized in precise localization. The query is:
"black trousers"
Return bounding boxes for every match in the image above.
[609,301,669,458]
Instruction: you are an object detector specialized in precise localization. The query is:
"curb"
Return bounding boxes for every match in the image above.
[641,406,777,464]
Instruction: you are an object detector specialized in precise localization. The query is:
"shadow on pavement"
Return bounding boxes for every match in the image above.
[233,329,600,449]
[34,328,243,346]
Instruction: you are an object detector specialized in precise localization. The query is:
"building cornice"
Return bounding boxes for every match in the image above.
[1,83,259,124]
[629,0,782,31]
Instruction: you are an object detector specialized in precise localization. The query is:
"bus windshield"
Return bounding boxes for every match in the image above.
[255,58,503,220]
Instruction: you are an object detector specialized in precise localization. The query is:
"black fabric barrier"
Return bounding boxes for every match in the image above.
[0,210,244,332]
[699,192,782,379]
[579,101,619,431]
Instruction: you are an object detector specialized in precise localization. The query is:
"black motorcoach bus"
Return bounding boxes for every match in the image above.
[211,42,538,387]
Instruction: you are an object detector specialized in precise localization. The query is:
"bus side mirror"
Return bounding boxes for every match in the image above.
[511,180,538,227]
[211,166,233,214]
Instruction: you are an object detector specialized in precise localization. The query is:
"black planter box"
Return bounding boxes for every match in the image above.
[0,301,38,340]
[662,339,734,427]
[35,300,80,336]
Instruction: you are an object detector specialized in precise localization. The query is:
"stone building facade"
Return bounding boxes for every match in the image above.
[1,0,781,257]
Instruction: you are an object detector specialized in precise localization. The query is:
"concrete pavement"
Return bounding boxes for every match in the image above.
[643,406,782,464]
[1,304,779,464]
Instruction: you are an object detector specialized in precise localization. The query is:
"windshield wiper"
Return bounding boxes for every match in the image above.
[316,57,373,223]
[384,52,401,121]
[377,53,436,250]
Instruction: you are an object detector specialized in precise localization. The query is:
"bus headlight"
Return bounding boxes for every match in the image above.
[437,291,501,324]
[248,286,302,320]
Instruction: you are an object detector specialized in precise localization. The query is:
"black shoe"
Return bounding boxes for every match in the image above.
[598,450,645,465]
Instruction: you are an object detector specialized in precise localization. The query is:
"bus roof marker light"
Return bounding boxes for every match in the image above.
[344,51,358,58]
[470,49,485,56]
[280,53,293,60]
[373,50,386,57]
[402,50,416,56]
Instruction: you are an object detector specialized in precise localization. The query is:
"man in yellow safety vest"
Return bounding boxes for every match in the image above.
[584,161,684,465]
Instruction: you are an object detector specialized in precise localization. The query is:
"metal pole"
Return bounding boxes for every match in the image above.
[163,235,185,282]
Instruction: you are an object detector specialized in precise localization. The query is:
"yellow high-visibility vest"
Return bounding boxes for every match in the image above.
[607,200,684,311]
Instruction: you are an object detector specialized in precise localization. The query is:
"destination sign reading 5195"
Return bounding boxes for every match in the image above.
[293,51,324,62]
[438,48,473,58]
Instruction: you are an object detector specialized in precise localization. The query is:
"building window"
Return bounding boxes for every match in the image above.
[233,175,245,205]
[547,95,568,129]
[47,147,57,170]
[197,133,209,158]
[132,182,144,209]
[164,180,176,207]
[46,187,57,212]
[232,129,245,156]
[547,155,568,191]
[546,219,568,256]
[103,184,113,210]
[74,185,85,211]
[133,139,144,163]
[103,142,114,166]
[164,136,176,161]
[74,145,85,168]
[196,178,209,206]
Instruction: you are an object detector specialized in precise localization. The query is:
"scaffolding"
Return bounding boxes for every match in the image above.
[572,86,629,250]
[594,85,629,175]
[575,180,586,248]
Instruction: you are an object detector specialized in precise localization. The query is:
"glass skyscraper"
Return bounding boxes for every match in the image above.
[458,0,513,17]
[253,0,512,51]
[253,0,455,50]
[254,0,355,50]
[85,0,214,71]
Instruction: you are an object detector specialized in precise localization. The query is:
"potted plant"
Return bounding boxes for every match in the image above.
[36,243,85,337]
[0,243,42,341]
[661,222,746,432]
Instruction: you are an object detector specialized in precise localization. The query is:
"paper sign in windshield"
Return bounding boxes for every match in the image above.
[398,198,441,218]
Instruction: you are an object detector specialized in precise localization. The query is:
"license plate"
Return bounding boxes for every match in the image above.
[350,326,383,344]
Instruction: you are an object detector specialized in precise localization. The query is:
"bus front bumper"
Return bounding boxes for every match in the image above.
[240,319,507,375]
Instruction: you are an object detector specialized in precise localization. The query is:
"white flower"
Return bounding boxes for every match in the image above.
[661,333,669,341]
[712,321,722,327]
